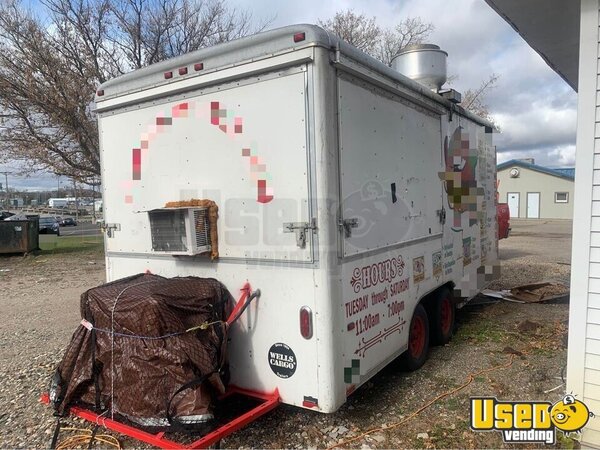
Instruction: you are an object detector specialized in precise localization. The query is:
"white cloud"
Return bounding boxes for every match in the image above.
[548,145,577,167]
[244,0,577,168]
[14,0,579,190]
[497,144,576,167]
[494,102,577,151]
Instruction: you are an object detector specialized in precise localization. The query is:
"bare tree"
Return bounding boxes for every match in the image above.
[0,0,263,183]
[318,10,433,66]
[318,10,381,55]
[320,9,497,122]
[461,74,500,127]
[376,18,434,66]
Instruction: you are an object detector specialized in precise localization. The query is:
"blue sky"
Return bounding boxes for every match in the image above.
[2,0,576,191]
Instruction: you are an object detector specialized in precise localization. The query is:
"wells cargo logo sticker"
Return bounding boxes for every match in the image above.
[470,395,594,444]
[268,343,297,379]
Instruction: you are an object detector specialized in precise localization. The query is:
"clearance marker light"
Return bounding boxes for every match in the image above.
[300,306,313,339]
[293,32,306,43]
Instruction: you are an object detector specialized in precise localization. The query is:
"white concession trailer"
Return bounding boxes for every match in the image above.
[95,25,498,414]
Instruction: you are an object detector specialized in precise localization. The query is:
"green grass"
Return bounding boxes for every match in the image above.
[454,318,506,344]
[38,235,104,254]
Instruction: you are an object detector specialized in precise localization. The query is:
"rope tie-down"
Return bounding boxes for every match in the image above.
[46,275,266,450]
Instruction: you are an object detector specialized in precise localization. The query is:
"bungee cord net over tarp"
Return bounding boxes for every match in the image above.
[49,273,234,430]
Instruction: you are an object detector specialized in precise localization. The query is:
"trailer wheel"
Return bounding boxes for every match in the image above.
[403,303,429,371]
[431,287,455,345]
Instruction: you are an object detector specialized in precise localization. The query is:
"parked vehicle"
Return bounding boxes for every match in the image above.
[60,217,77,227]
[39,216,60,236]
[95,25,498,414]
[497,203,510,239]
[48,198,68,208]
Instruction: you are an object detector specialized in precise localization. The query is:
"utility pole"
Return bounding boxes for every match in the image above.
[92,181,96,224]
[0,171,11,209]
[73,178,79,222]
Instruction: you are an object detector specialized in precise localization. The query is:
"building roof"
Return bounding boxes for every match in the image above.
[552,167,575,178]
[483,0,580,91]
[497,159,575,181]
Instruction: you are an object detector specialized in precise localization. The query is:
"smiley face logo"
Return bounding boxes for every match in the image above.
[550,394,594,433]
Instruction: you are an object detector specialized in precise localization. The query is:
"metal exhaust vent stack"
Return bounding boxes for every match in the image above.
[392,44,448,91]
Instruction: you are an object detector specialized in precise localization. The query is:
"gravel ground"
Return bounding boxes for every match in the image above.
[0,220,573,449]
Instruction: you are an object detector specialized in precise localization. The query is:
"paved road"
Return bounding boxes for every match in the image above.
[59,222,102,237]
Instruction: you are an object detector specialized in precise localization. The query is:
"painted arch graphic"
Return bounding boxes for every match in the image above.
[124,100,274,205]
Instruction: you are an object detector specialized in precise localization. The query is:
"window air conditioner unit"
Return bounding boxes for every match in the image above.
[148,207,211,256]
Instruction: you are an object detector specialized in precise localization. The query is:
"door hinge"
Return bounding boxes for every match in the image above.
[339,217,359,238]
[283,219,317,249]
[101,222,121,238]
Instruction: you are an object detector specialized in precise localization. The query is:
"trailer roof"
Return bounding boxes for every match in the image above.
[97,24,492,128]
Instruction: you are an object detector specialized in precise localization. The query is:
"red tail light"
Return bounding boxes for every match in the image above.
[194,63,204,71]
[178,67,188,75]
[96,89,104,96]
[164,71,173,79]
[293,32,306,43]
[300,306,313,339]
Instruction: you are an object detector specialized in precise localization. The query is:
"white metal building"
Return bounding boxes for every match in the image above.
[485,0,600,445]
[497,159,574,219]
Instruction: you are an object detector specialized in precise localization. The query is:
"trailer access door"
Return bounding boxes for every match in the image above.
[100,66,315,262]
[337,75,444,257]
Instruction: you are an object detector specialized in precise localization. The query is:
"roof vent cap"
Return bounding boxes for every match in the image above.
[391,44,448,91]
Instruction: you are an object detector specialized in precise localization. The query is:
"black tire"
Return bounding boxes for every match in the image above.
[430,287,455,345]
[402,303,430,371]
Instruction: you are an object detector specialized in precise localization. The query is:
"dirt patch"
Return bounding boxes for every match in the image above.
[0,220,576,449]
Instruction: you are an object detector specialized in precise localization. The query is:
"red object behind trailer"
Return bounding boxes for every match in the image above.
[497,203,510,239]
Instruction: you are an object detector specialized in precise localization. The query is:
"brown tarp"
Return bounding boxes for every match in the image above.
[50,273,233,428]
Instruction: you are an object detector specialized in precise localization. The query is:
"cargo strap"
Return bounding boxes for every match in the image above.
[90,328,101,411]
[87,424,100,449]
[49,417,62,449]
[48,418,99,449]
[165,371,215,432]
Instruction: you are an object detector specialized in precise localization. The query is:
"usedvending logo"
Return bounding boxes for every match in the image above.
[268,343,297,379]
[470,395,594,444]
